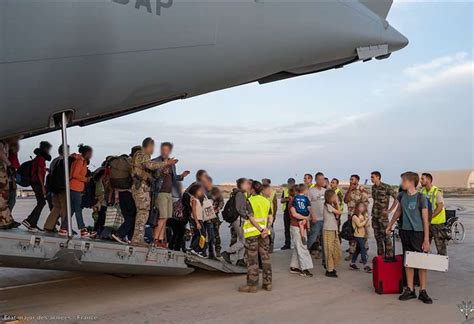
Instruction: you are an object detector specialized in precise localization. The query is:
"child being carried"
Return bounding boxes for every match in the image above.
[291,184,312,245]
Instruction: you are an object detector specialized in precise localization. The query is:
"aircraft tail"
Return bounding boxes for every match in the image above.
[360,0,393,19]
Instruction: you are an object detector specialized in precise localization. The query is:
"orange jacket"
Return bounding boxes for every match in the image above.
[69,154,88,193]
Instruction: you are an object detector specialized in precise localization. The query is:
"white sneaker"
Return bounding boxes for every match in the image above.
[111,234,128,245]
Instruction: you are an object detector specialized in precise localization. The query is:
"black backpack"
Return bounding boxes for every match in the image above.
[340,219,354,241]
[222,192,239,223]
[81,170,96,209]
[16,159,33,187]
[48,156,74,194]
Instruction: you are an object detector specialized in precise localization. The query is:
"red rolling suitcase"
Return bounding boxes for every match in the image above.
[372,234,403,294]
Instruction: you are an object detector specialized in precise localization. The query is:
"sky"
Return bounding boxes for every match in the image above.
[20,0,473,186]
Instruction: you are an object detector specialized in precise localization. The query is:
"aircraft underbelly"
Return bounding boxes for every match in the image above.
[0,1,407,139]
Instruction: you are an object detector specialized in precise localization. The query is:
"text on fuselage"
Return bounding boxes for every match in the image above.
[112,0,173,16]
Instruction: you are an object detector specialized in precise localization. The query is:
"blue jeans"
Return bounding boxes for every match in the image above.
[352,237,367,264]
[308,220,324,251]
[205,221,215,257]
[190,219,206,253]
[61,190,85,230]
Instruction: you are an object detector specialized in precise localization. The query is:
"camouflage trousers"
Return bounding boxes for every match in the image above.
[131,184,150,245]
[245,235,272,287]
[211,218,222,257]
[429,224,447,256]
[372,215,393,257]
[0,172,13,228]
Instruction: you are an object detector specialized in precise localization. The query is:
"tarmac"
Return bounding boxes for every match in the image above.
[0,198,473,324]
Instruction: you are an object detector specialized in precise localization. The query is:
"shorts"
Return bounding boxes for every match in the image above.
[156,192,173,219]
[399,229,424,253]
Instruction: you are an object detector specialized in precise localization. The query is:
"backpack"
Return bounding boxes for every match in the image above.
[48,156,74,194]
[340,219,354,241]
[397,192,433,223]
[16,159,33,187]
[222,192,239,223]
[81,170,96,209]
[108,155,132,189]
[172,198,187,222]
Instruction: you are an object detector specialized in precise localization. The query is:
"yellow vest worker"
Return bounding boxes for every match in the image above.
[421,185,446,225]
[334,187,345,213]
[243,195,271,238]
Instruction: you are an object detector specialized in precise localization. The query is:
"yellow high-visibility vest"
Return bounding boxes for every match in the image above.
[334,187,345,213]
[421,185,446,225]
[282,188,289,212]
[309,183,316,189]
[243,194,271,239]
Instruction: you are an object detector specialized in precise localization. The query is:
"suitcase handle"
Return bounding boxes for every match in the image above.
[384,232,396,262]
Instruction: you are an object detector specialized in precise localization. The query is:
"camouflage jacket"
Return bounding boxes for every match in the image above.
[347,186,369,216]
[371,182,397,216]
[131,149,167,190]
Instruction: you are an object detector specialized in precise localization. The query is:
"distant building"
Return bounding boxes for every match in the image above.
[420,169,474,189]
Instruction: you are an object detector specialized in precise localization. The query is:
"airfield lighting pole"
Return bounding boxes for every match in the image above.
[61,112,73,239]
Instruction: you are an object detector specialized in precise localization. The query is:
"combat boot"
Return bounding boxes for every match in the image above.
[238,285,257,293]
[236,259,246,267]
[131,241,150,248]
[262,284,272,291]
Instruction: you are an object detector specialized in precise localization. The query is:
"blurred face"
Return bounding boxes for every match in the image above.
[144,143,155,156]
[160,145,172,159]
[196,187,204,199]
[263,186,271,198]
[356,203,366,214]
[303,175,312,185]
[330,179,338,189]
[329,193,337,204]
[84,150,93,161]
[197,172,208,182]
[401,177,414,191]
[241,180,251,193]
[9,142,19,154]
[316,175,325,187]
[202,176,213,191]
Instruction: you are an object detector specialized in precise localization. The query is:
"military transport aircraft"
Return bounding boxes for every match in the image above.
[0,0,408,275]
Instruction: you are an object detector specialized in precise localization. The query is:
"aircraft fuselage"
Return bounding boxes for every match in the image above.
[0,0,407,139]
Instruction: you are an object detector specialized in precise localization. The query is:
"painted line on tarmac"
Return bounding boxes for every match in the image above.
[0,276,83,291]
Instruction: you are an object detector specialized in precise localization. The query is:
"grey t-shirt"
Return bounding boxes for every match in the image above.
[323,204,339,230]
[400,192,427,232]
[308,186,326,221]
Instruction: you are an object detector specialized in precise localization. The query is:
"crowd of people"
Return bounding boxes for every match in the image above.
[0,136,449,303]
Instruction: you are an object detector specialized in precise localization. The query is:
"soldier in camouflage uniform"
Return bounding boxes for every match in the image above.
[344,175,369,260]
[130,138,177,246]
[239,181,272,293]
[0,140,14,229]
[371,171,398,257]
